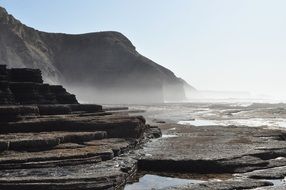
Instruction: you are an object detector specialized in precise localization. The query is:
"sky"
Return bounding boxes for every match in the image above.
[1,0,286,99]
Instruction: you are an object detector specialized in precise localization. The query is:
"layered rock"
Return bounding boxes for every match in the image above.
[0,6,195,103]
[0,105,159,190]
[0,65,15,104]
[0,66,162,189]
[132,123,286,189]
[0,65,77,105]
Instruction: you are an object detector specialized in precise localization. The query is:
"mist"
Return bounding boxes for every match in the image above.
[66,84,191,104]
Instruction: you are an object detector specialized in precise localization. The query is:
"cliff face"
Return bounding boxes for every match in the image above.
[0,7,195,103]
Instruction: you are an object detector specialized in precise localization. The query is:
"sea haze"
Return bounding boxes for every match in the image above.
[120,102,286,129]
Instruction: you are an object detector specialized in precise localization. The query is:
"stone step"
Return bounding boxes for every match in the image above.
[49,85,78,104]
[38,105,72,115]
[0,155,102,170]
[0,156,137,190]
[0,145,114,166]
[19,112,111,121]
[69,104,103,113]
[0,105,39,122]
[0,138,133,170]
[84,138,135,156]
[0,66,79,105]
[8,82,78,105]
[37,104,103,115]
[0,131,107,152]
[0,104,104,122]
[1,115,146,138]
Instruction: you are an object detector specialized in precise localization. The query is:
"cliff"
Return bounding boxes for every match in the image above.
[0,6,195,103]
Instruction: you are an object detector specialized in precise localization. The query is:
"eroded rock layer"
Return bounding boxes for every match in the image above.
[0,65,161,189]
[0,65,78,105]
[0,106,159,190]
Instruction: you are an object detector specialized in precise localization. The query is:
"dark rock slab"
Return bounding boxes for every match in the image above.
[0,80,15,105]
[240,166,286,179]
[267,157,286,168]
[49,85,78,104]
[9,82,44,104]
[84,138,135,156]
[0,105,39,122]
[159,179,273,190]
[253,185,286,190]
[0,144,114,168]
[69,104,103,113]
[139,124,286,173]
[0,156,137,190]
[1,115,146,138]
[1,104,103,117]
[0,131,107,151]
[8,68,43,83]
[0,65,79,105]
[38,104,72,115]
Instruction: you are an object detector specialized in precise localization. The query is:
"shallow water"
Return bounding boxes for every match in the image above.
[124,174,205,190]
[162,134,178,138]
[178,119,219,126]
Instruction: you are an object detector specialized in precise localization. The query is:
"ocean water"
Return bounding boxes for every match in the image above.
[125,102,286,129]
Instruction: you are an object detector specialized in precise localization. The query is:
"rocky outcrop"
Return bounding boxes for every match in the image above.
[159,179,273,190]
[0,65,162,189]
[139,124,286,173]
[0,65,77,105]
[0,107,160,189]
[134,123,286,189]
[0,6,195,103]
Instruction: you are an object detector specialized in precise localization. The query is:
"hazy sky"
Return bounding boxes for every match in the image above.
[1,0,286,99]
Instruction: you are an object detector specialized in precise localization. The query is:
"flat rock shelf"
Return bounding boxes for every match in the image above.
[0,103,163,189]
[136,124,286,189]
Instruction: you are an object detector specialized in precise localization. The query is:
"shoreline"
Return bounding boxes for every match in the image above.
[1,100,286,189]
[124,103,286,189]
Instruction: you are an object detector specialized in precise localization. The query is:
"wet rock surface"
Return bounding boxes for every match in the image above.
[0,105,159,189]
[136,122,286,189]
[240,166,286,179]
[159,179,273,190]
[0,156,138,190]
[0,103,159,189]
[254,186,286,190]
[139,124,286,172]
